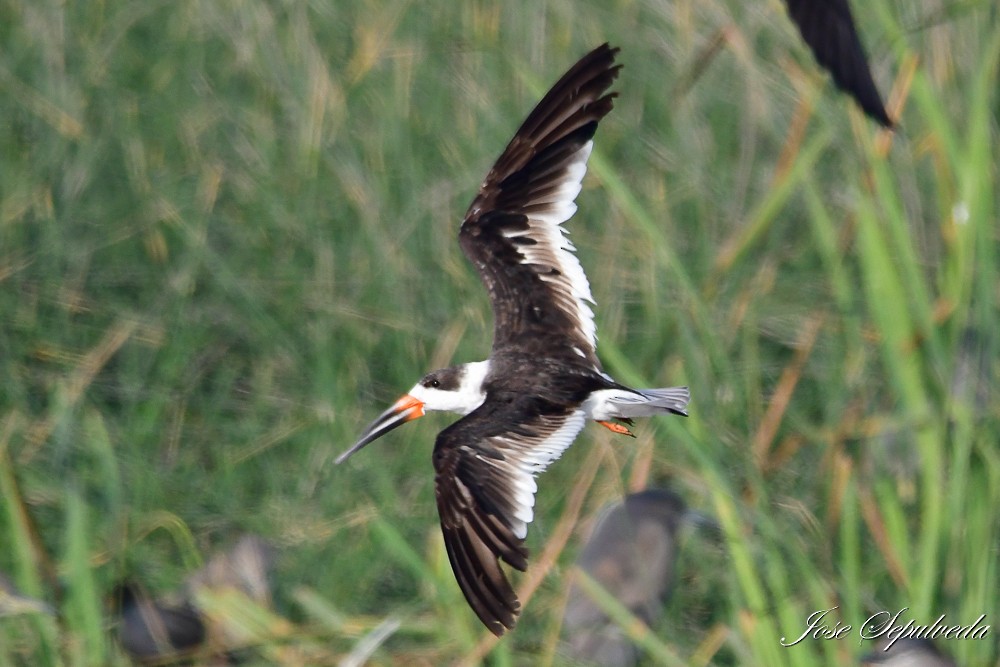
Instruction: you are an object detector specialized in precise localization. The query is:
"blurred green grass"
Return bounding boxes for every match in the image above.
[1,0,998,665]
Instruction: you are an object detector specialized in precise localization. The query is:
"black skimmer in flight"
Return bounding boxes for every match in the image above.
[336,43,690,636]
[782,0,893,127]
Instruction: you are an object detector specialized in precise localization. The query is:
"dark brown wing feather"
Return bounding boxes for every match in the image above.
[459,44,621,366]
[433,399,586,635]
[783,0,893,127]
[465,43,621,215]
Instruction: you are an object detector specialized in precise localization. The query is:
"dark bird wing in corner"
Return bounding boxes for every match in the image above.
[783,0,893,127]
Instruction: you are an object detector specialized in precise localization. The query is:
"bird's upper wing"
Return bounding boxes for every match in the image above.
[432,401,587,635]
[783,0,892,127]
[459,44,621,368]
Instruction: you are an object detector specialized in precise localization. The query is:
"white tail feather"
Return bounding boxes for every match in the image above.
[583,386,690,420]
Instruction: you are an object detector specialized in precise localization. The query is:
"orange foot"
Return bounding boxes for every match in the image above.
[596,420,636,437]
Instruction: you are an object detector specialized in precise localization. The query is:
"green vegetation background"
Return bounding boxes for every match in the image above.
[1,0,997,665]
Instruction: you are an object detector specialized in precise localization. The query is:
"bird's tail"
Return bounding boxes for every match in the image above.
[606,386,690,418]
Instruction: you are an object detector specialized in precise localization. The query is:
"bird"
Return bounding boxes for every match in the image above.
[114,582,207,663]
[113,534,275,663]
[561,489,691,666]
[781,0,894,127]
[336,43,690,636]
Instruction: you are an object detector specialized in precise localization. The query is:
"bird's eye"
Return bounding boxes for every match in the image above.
[430,379,440,388]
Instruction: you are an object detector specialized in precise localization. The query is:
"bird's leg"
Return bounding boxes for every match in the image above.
[596,420,635,437]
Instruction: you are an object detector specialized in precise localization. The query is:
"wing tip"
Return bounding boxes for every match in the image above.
[781,0,893,127]
[441,520,525,635]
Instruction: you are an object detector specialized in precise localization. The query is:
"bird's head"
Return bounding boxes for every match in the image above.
[336,361,490,463]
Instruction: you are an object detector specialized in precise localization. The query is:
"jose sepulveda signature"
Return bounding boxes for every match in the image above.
[780,606,990,650]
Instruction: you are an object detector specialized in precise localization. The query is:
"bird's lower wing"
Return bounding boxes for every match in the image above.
[433,407,587,635]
